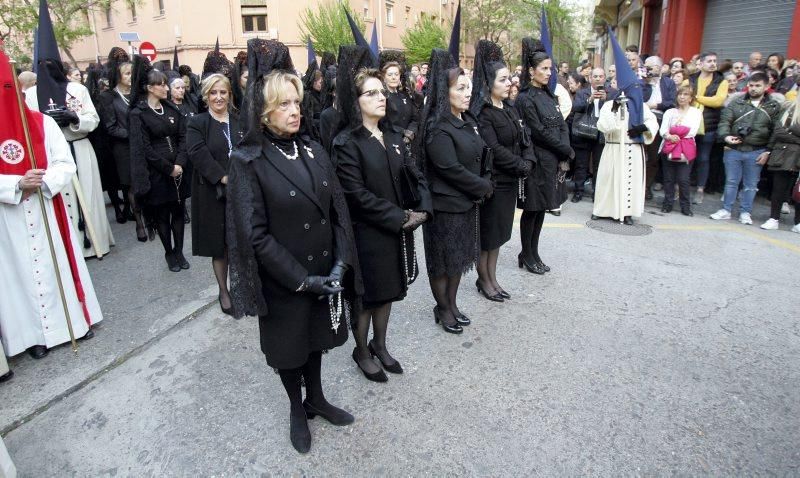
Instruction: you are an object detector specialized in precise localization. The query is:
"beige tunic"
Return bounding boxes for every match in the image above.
[592,101,658,221]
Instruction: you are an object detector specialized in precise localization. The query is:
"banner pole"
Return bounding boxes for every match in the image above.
[8,58,79,353]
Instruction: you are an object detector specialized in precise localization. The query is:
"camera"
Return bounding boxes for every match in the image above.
[596,85,604,91]
[736,125,753,138]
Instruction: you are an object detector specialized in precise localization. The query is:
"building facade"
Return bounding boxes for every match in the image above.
[592,0,800,67]
[68,0,460,71]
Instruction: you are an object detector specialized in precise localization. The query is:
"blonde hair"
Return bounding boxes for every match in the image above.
[200,74,232,106]
[780,93,800,128]
[260,71,304,126]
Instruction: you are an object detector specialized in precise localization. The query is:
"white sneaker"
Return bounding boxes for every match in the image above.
[710,209,731,220]
[792,224,800,234]
[760,218,780,230]
[739,212,753,225]
[782,202,791,214]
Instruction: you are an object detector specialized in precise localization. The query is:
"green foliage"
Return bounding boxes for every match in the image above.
[298,0,364,60]
[401,15,447,65]
[0,0,111,68]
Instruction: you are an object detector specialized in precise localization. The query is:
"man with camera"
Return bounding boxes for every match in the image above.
[570,67,618,203]
[643,55,678,199]
[710,72,782,224]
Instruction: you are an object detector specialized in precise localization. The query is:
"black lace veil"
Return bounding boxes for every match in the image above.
[469,40,506,116]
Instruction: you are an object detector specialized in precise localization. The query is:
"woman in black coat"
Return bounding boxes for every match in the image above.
[421,49,494,334]
[514,38,574,274]
[187,73,244,314]
[227,48,359,453]
[380,56,419,144]
[471,40,534,301]
[333,55,432,381]
[129,57,191,272]
[99,48,148,239]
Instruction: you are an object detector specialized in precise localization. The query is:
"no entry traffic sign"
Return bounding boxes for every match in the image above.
[139,41,157,62]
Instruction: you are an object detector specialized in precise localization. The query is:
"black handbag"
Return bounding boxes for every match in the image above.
[480,145,494,178]
[572,103,599,141]
[399,143,422,209]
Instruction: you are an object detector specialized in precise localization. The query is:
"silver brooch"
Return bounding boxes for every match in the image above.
[393,144,401,155]
[402,98,407,105]
[304,145,314,158]
[473,126,480,136]
[168,116,175,124]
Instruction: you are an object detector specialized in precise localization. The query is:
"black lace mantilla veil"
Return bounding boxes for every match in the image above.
[379,49,414,94]
[417,48,457,172]
[334,44,379,137]
[226,39,363,319]
[202,50,234,80]
[106,47,129,90]
[519,37,547,90]
[469,40,506,116]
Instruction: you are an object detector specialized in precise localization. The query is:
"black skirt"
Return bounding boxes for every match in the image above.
[423,206,479,277]
[480,179,517,250]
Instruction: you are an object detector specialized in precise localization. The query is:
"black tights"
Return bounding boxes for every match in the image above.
[154,201,185,255]
[277,351,327,417]
[429,274,463,326]
[770,170,800,223]
[520,210,546,263]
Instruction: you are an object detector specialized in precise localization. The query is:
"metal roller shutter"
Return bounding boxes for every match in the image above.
[701,0,795,61]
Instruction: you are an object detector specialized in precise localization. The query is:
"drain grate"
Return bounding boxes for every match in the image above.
[585,219,653,236]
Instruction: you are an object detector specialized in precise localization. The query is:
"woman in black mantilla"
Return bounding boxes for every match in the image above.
[226,39,360,454]
[187,73,244,315]
[318,65,342,154]
[333,46,432,382]
[421,49,494,334]
[129,55,191,272]
[98,47,148,238]
[471,40,535,301]
[380,50,419,145]
[514,38,574,274]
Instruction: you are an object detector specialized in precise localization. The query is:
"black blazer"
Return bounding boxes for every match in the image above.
[187,112,243,185]
[642,76,678,112]
[385,90,419,137]
[424,112,493,213]
[477,101,534,183]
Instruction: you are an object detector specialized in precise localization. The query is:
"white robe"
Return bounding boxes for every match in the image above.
[0,115,103,356]
[24,82,114,258]
[0,435,15,478]
[592,101,659,221]
[0,341,7,376]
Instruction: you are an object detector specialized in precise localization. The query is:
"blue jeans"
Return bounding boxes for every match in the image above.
[722,148,765,213]
[693,131,716,189]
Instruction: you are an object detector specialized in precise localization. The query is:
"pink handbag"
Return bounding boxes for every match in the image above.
[662,125,696,162]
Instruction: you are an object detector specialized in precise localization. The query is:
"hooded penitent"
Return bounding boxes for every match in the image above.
[33,0,68,112]
[469,40,505,117]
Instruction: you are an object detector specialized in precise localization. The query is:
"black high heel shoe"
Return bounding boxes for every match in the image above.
[114,204,127,224]
[303,400,355,426]
[433,306,463,334]
[497,289,511,300]
[517,254,545,275]
[351,348,388,382]
[173,251,190,270]
[454,312,471,326]
[165,252,181,272]
[135,225,147,242]
[535,260,550,272]
[368,340,403,374]
[475,280,504,302]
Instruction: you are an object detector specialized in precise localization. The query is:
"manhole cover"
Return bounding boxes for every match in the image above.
[585,219,653,236]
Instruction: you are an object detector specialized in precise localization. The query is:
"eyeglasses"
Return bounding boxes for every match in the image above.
[360,88,387,99]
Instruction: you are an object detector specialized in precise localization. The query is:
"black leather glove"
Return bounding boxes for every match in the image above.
[302,275,344,296]
[328,259,348,284]
[627,123,649,138]
[47,109,79,127]
[611,98,623,114]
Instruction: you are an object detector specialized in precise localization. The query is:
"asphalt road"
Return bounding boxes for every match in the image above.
[2,192,799,476]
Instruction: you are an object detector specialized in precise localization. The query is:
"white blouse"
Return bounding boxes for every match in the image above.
[659,106,702,152]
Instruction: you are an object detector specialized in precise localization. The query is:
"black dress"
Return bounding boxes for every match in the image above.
[333,126,432,308]
[245,131,350,369]
[129,101,191,205]
[385,90,419,137]
[423,112,492,277]
[477,101,533,250]
[98,89,132,186]
[188,112,244,257]
[515,85,573,211]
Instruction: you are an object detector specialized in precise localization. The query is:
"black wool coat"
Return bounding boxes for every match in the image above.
[188,112,244,257]
[246,136,351,368]
[515,85,573,211]
[98,89,133,185]
[424,112,493,213]
[333,125,432,305]
[477,101,535,184]
[385,90,419,137]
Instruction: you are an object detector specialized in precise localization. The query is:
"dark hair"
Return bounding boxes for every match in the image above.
[670,59,684,69]
[698,51,717,61]
[718,59,733,74]
[381,61,401,75]
[764,68,779,84]
[569,72,586,87]
[446,67,465,87]
[767,53,785,70]
[748,71,768,84]
[560,61,569,68]
[625,45,639,53]
[147,69,167,87]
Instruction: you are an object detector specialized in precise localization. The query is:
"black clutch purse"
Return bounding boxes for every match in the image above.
[399,143,421,209]
[480,145,494,178]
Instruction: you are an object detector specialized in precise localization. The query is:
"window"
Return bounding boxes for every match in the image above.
[105,7,113,27]
[157,0,165,15]
[363,1,370,19]
[242,6,268,32]
[385,2,394,25]
[129,2,137,22]
[404,6,410,28]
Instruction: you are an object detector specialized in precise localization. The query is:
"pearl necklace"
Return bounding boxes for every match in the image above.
[115,88,130,106]
[273,141,299,160]
[149,102,164,115]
